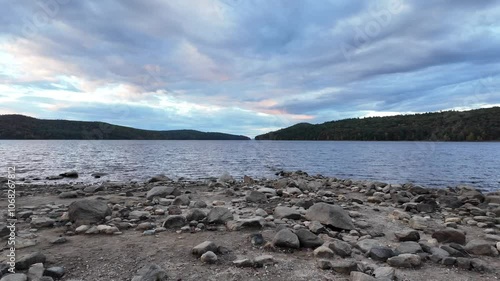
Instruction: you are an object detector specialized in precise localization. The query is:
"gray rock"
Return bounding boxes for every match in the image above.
[471,258,492,272]
[250,233,265,246]
[193,201,207,208]
[43,267,65,279]
[148,174,170,183]
[328,239,352,257]
[0,274,27,281]
[350,271,376,281]
[207,207,233,224]
[331,260,357,274]
[27,263,44,281]
[59,170,78,178]
[58,191,78,199]
[442,257,457,266]
[253,255,275,267]
[432,229,466,245]
[464,239,498,256]
[233,259,254,268]
[394,230,420,242]
[429,247,450,262]
[146,186,176,200]
[387,254,422,268]
[68,199,111,226]
[357,239,383,253]
[373,267,395,281]
[129,211,151,220]
[30,217,55,228]
[245,191,267,203]
[200,251,218,264]
[313,246,334,259]
[369,246,395,261]
[395,241,422,255]
[274,207,301,220]
[15,252,46,270]
[172,194,191,206]
[186,209,206,222]
[83,185,104,193]
[192,241,218,256]
[273,229,300,249]
[441,244,469,257]
[316,259,332,270]
[162,215,186,228]
[131,264,168,281]
[456,257,471,270]
[308,221,325,234]
[295,229,323,248]
[305,203,355,230]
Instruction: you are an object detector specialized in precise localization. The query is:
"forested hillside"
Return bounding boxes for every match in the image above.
[255,107,500,141]
[0,115,250,140]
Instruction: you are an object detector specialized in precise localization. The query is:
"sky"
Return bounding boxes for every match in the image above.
[1,0,499,137]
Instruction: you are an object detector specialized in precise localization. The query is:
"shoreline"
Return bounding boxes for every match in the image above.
[1,171,499,280]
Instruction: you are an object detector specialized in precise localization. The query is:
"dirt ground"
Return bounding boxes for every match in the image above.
[1,181,500,281]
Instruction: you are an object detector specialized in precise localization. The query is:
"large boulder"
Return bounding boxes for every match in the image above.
[131,264,168,281]
[15,252,46,270]
[206,207,233,224]
[68,200,111,226]
[146,186,177,200]
[273,229,300,249]
[305,203,354,230]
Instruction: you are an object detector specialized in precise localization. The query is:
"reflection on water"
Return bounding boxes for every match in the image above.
[0,140,499,191]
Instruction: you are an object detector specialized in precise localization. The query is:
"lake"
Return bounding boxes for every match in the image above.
[1,140,499,191]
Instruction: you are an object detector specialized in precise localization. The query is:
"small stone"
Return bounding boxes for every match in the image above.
[314,246,334,259]
[395,241,422,255]
[409,216,428,230]
[394,230,420,242]
[131,264,168,281]
[233,259,254,268]
[369,246,395,261]
[206,207,233,224]
[328,239,352,258]
[331,260,357,274]
[295,229,323,248]
[317,259,332,270]
[16,252,46,270]
[350,272,376,281]
[200,251,217,264]
[50,237,67,244]
[250,233,265,246]
[464,239,498,256]
[431,229,466,245]
[253,255,275,267]
[75,225,90,234]
[162,215,187,228]
[274,207,301,220]
[30,217,55,228]
[456,258,471,270]
[245,191,267,203]
[27,263,44,281]
[192,241,218,257]
[441,257,456,266]
[387,254,421,268]
[272,229,300,249]
[0,274,28,281]
[373,267,395,280]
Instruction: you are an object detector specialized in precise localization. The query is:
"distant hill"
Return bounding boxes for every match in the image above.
[255,107,500,141]
[0,115,250,140]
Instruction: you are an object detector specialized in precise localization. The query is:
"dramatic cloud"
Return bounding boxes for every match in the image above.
[1,0,499,137]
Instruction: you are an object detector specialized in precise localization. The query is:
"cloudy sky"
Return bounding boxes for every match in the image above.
[1,0,499,137]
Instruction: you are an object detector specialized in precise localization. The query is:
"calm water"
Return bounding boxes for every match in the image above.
[1,140,499,191]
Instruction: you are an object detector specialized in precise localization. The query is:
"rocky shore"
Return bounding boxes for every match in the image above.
[1,171,500,280]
